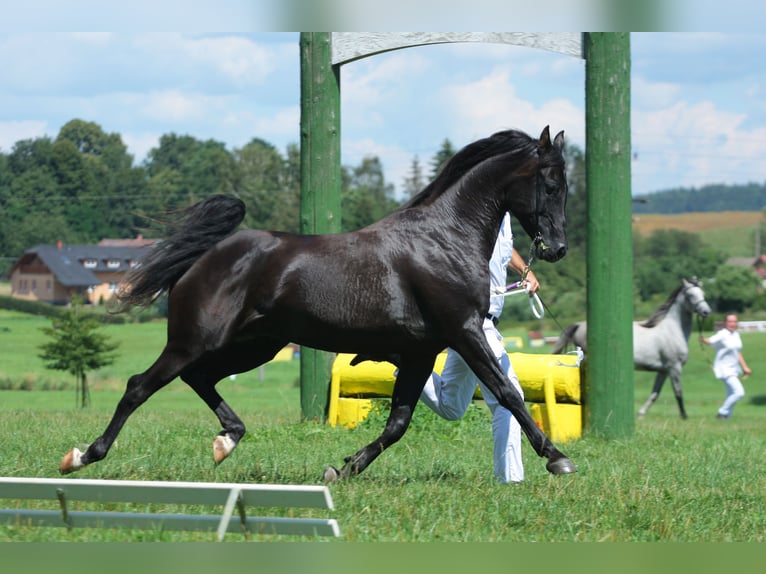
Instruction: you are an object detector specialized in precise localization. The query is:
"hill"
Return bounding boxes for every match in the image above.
[632,182,766,214]
[632,211,764,258]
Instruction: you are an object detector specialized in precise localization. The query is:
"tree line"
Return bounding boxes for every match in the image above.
[632,183,766,214]
[1,118,764,319]
[0,119,399,264]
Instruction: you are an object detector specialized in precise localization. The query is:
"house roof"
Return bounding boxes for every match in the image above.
[98,235,157,248]
[12,244,152,287]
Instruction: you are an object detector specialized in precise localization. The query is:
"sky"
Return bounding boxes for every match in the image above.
[2,7,766,200]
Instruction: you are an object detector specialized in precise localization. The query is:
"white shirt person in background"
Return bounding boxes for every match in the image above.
[700,313,752,420]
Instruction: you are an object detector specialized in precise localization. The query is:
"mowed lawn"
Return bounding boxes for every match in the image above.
[0,310,764,542]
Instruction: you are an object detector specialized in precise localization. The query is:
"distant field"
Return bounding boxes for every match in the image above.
[632,211,764,234]
[632,211,764,257]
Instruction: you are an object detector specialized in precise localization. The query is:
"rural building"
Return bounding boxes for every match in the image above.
[727,254,766,288]
[9,240,154,305]
[755,254,766,286]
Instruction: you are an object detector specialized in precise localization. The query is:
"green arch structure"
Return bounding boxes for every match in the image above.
[299,32,633,439]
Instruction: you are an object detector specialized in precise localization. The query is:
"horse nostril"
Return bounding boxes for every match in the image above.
[554,244,567,260]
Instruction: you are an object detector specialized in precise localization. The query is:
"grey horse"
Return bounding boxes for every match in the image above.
[551,278,712,419]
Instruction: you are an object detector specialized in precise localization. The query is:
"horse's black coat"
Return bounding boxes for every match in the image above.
[60,126,576,478]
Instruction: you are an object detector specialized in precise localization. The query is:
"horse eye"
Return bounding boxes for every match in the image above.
[542,173,561,193]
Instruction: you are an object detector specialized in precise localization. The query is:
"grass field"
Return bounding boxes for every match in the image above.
[632,211,765,257]
[0,310,764,542]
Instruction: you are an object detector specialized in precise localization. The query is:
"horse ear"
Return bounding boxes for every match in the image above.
[554,130,565,151]
[538,125,552,149]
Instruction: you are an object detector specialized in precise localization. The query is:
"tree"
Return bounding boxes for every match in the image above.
[38,297,119,408]
[341,155,397,232]
[144,134,236,209]
[706,264,762,312]
[429,138,456,179]
[234,138,296,231]
[633,228,726,301]
[401,155,425,199]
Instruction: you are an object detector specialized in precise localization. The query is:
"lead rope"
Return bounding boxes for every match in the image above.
[697,315,714,368]
[517,241,566,332]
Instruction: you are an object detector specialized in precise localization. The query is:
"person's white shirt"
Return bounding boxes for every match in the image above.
[709,328,743,379]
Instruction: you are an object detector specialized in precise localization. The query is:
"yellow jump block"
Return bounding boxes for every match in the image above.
[327,352,582,443]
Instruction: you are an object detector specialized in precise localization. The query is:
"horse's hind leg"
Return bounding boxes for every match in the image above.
[324,356,434,482]
[182,338,287,465]
[638,372,667,418]
[60,346,189,474]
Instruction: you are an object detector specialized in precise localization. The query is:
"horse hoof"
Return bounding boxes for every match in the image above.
[323,466,340,483]
[60,448,83,475]
[546,456,577,475]
[213,434,236,465]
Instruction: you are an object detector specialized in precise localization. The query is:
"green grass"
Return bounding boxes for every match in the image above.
[1,311,765,541]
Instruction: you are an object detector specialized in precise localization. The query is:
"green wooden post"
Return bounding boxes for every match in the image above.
[299,33,341,421]
[583,33,634,437]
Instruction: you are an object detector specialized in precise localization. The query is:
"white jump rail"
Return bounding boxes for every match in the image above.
[0,477,340,541]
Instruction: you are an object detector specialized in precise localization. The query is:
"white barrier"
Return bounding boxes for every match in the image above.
[0,477,340,540]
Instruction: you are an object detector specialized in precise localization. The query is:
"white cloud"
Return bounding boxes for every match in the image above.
[121,132,160,164]
[632,76,683,109]
[185,36,279,83]
[443,65,585,148]
[132,34,290,88]
[341,51,431,130]
[631,99,766,193]
[248,106,300,142]
[138,90,225,123]
[0,120,49,152]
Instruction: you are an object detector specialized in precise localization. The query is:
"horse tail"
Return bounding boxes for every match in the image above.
[550,323,580,354]
[116,195,246,309]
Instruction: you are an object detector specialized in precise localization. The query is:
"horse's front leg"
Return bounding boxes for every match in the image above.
[668,368,687,420]
[638,371,668,418]
[455,334,576,476]
[324,357,434,482]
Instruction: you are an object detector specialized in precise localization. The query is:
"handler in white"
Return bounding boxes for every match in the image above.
[419,213,539,483]
[700,313,752,419]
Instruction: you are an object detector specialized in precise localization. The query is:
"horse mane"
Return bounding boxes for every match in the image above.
[639,279,697,328]
[398,129,537,210]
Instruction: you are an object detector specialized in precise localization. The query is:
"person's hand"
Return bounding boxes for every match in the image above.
[523,271,540,294]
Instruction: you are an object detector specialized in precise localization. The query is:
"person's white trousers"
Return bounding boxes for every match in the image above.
[420,318,524,483]
[718,374,745,417]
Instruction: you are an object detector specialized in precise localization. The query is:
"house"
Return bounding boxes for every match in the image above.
[754,254,766,286]
[726,254,766,288]
[9,241,154,305]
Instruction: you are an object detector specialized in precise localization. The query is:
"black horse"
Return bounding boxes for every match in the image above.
[60,126,576,479]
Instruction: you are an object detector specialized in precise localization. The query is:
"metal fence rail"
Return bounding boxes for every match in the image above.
[0,477,340,540]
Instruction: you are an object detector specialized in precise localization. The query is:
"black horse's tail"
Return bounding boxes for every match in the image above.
[116,195,246,309]
[550,323,579,354]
